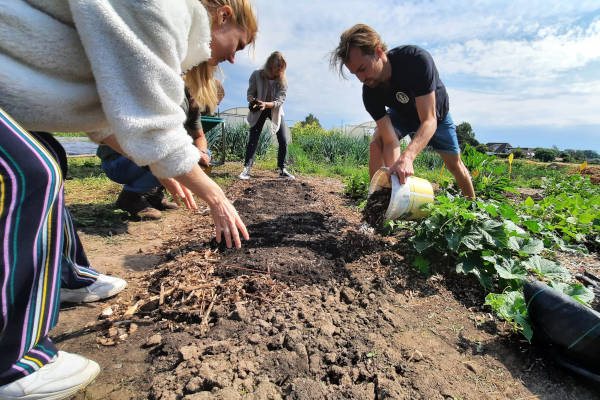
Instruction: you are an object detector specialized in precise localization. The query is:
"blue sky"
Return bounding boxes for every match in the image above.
[218,0,600,152]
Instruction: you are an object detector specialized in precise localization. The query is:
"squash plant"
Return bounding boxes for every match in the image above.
[412,193,594,340]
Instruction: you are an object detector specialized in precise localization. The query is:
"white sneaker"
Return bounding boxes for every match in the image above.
[60,274,127,303]
[238,166,251,180]
[0,351,100,400]
[279,168,295,180]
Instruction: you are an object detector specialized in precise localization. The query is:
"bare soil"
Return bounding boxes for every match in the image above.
[56,166,600,399]
[581,166,600,185]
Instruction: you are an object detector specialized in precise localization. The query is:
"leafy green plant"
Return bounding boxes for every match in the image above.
[519,176,600,249]
[412,255,430,275]
[206,123,271,162]
[508,159,566,188]
[484,291,531,340]
[413,193,594,340]
[343,169,370,201]
[460,145,517,200]
[413,149,444,171]
[294,132,369,166]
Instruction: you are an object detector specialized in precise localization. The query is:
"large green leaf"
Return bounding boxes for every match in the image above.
[461,229,484,250]
[474,269,494,290]
[485,291,532,341]
[578,213,595,224]
[495,258,527,280]
[507,236,522,252]
[498,203,519,222]
[522,219,541,233]
[522,256,571,280]
[445,231,462,252]
[480,219,507,247]
[456,255,478,275]
[550,281,595,304]
[504,220,526,236]
[485,204,498,217]
[519,239,544,255]
[413,238,433,253]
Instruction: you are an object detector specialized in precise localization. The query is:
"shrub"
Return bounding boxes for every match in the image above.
[206,123,271,161]
[343,169,370,201]
[512,148,524,158]
[414,149,444,170]
[291,123,370,167]
[533,148,559,162]
[475,143,489,154]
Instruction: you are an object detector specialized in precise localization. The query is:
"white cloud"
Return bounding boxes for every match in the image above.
[435,19,600,81]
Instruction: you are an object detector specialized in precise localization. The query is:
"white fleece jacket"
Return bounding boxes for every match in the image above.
[0,0,212,178]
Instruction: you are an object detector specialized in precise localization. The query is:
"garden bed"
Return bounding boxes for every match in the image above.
[54,167,600,399]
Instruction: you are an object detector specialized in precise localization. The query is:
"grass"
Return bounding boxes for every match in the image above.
[65,157,127,233]
[52,132,88,137]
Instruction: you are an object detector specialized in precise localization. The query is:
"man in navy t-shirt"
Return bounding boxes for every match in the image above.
[331,24,474,199]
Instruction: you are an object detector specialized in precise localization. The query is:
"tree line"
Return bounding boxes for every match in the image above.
[454,122,599,163]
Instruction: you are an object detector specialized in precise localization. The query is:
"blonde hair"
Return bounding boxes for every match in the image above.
[261,51,287,85]
[185,0,258,114]
[330,24,387,78]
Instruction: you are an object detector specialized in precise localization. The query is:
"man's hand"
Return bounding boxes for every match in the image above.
[389,154,415,184]
[198,152,211,168]
[158,177,198,210]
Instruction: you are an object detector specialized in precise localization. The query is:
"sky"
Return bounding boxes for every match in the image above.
[218,0,600,153]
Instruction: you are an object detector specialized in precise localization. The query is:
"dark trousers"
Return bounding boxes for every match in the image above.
[244,109,290,169]
[0,120,97,385]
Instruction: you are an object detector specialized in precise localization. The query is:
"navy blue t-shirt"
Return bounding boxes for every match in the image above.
[363,45,449,124]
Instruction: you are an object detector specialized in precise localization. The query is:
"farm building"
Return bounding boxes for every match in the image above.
[486,142,513,154]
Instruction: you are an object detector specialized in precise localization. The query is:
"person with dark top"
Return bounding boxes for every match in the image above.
[330,24,475,199]
[97,83,221,219]
[239,51,294,180]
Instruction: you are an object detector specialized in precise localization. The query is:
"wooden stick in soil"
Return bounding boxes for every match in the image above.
[159,283,165,306]
[202,294,217,326]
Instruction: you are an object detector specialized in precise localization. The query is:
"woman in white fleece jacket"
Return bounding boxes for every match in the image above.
[0,1,256,398]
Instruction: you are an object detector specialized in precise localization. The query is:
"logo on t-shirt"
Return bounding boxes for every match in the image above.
[396,91,409,104]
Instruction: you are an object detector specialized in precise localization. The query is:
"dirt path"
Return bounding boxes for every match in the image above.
[56,168,600,399]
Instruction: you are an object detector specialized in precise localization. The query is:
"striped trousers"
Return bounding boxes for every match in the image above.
[0,109,97,385]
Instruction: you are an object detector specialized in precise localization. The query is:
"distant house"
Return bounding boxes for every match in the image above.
[519,148,536,158]
[486,142,513,154]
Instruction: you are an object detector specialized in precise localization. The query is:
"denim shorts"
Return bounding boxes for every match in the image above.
[387,109,460,155]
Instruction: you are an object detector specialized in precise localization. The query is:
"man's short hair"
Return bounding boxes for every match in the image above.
[330,24,387,78]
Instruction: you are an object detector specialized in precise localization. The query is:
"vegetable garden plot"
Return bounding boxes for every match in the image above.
[85,172,600,399]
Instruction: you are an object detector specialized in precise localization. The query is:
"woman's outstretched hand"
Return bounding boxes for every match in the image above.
[158,177,198,210]
[210,197,249,248]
